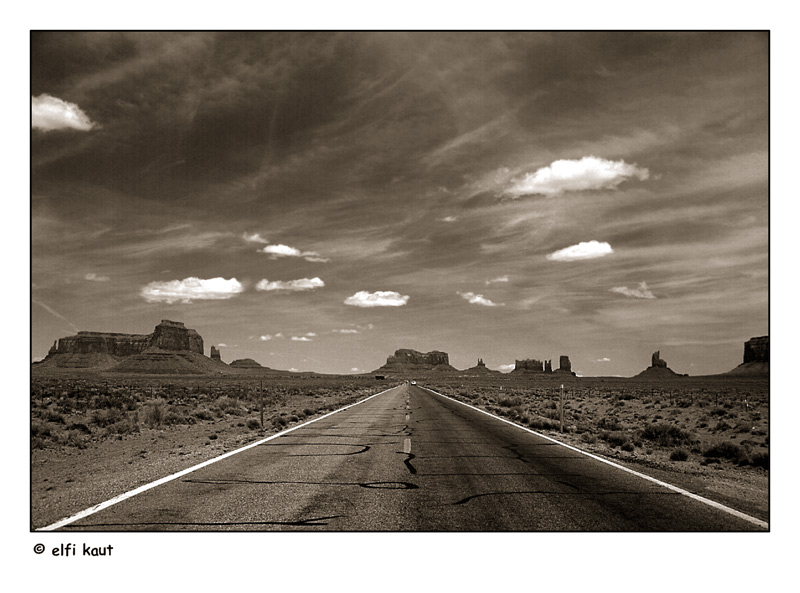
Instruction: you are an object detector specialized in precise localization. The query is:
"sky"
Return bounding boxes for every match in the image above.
[30,31,769,377]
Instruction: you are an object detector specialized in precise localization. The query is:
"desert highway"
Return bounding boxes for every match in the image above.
[46,384,767,531]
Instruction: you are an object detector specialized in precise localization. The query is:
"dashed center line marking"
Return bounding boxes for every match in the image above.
[403,438,412,454]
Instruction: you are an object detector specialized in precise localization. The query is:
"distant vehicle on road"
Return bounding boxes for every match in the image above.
[411,380,417,385]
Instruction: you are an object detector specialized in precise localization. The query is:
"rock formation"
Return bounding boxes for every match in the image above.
[210,345,222,362]
[34,320,229,374]
[651,351,668,368]
[462,357,501,376]
[229,358,264,369]
[514,355,573,375]
[555,355,575,375]
[150,320,204,353]
[374,349,457,374]
[45,320,203,358]
[47,332,151,357]
[743,336,769,364]
[635,350,681,378]
[727,336,769,375]
[514,359,545,372]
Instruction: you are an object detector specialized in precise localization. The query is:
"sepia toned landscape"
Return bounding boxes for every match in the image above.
[31,31,768,534]
[31,318,768,530]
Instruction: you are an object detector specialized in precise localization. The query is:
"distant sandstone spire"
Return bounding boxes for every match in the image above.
[651,351,668,368]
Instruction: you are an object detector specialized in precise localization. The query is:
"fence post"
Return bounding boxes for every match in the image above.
[259,380,264,430]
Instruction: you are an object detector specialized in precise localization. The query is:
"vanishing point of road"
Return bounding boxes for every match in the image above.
[43,384,767,531]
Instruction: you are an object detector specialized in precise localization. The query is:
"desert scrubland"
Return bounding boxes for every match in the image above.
[428,375,769,520]
[30,373,768,528]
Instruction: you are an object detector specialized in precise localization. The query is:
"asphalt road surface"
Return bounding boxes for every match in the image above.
[52,384,767,531]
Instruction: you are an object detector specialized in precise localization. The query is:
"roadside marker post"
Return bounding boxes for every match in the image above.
[559,384,564,433]
[260,380,264,430]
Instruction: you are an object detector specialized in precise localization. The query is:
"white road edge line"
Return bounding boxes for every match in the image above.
[423,386,769,530]
[37,384,404,531]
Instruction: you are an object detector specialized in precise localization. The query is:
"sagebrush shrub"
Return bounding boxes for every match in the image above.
[703,441,747,463]
[142,400,165,428]
[751,452,769,470]
[601,431,630,448]
[670,448,689,461]
[640,423,692,447]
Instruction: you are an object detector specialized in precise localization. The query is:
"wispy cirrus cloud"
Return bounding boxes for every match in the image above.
[255,277,325,292]
[33,299,80,333]
[344,290,409,307]
[140,277,243,304]
[84,272,110,282]
[259,244,329,263]
[457,291,503,307]
[32,94,97,132]
[547,240,614,261]
[485,275,509,285]
[610,281,656,299]
[506,156,649,196]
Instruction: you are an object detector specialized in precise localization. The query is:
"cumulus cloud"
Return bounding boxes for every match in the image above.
[498,363,515,372]
[291,336,312,342]
[140,277,243,304]
[596,357,612,362]
[440,216,458,223]
[344,290,409,307]
[243,232,269,243]
[260,333,284,341]
[547,240,614,261]
[255,277,325,292]
[609,281,656,299]
[333,329,360,334]
[262,244,301,257]
[32,94,97,132]
[457,291,503,307]
[259,244,329,262]
[485,275,509,285]
[84,273,110,282]
[506,156,649,196]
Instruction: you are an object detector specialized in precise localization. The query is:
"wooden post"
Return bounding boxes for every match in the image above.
[559,384,564,433]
